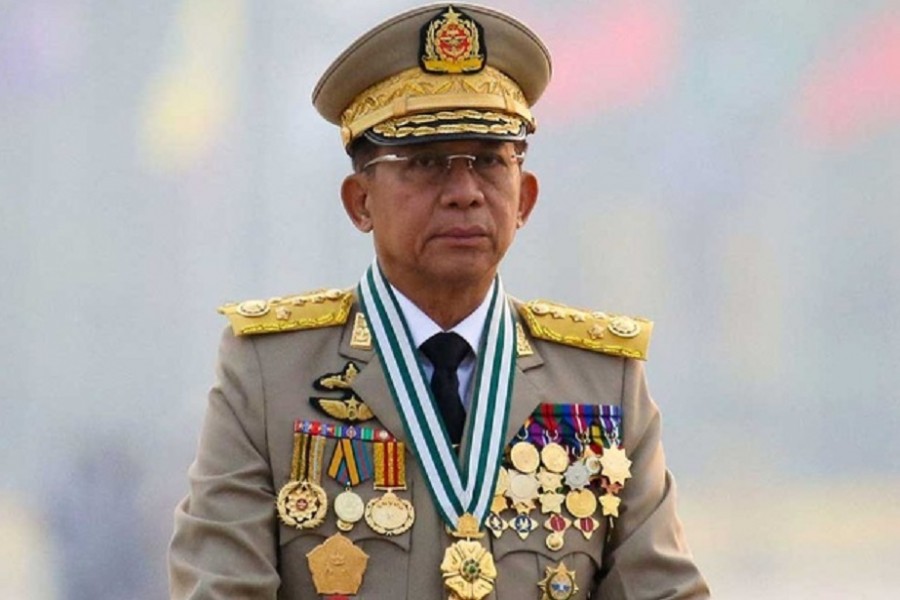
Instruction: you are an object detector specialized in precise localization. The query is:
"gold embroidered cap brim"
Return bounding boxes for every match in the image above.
[313,3,551,148]
[366,107,527,145]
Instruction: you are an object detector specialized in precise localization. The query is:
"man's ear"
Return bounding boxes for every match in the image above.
[516,171,539,228]
[341,174,373,233]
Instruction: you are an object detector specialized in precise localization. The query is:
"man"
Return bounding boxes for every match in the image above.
[169,4,709,599]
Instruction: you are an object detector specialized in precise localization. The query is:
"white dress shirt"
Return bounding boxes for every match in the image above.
[391,282,494,409]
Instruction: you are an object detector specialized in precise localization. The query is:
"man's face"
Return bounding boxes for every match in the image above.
[341,139,538,296]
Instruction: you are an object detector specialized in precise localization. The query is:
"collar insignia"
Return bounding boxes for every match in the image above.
[350,313,372,350]
[419,6,486,74]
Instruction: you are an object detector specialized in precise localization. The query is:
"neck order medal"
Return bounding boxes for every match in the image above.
[357,262,515,600]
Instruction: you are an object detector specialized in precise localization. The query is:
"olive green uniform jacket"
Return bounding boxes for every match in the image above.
[169,299,709,599]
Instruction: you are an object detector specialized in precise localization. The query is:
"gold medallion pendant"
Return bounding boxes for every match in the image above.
[276,480,327,529]
[366,440,415,535]
[441,540,497,600]
[276,432,328,530]
[510,441,541,473]
[538,562,579,600]
[334,488,365,532]
[364,490,415,536]
[564,488,597,519]
[307,533,369,596]
[442,515,496,600]
[543,513,571,552]
[540,442,569,473]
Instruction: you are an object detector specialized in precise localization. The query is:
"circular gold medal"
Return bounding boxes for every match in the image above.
[565,489,598,519]
[540,442,569,473]
[334,489,365,531]
[545,531,564,552]
[507,471,540,505]
[365,491,415,536]
[510,441,540,473]
[276,480,327,529]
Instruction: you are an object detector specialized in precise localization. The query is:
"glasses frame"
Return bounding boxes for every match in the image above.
[360,150,526,177]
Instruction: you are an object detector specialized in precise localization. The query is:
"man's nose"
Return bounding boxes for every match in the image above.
[439,158,485,206]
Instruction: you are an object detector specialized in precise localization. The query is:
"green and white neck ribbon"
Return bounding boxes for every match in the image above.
[357,261,515,530]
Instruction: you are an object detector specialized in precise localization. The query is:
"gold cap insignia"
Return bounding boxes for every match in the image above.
[420,6,486,74]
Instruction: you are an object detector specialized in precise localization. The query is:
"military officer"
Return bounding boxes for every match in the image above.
[169,3,710,599]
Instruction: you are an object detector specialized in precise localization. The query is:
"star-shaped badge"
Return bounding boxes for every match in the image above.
[538,492,566,515]
[536,468,565,493]
[599,493,621,518]
[599,446,632,485]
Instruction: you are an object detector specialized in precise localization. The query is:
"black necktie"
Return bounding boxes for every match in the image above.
[420,332,470,446]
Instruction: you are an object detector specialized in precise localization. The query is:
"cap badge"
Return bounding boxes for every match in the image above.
[420,6,486,74]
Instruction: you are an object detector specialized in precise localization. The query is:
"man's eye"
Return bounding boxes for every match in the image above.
[473,153,505,169]
[408,153,441,169]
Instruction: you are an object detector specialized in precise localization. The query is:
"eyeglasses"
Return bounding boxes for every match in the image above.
[360,149,526,186]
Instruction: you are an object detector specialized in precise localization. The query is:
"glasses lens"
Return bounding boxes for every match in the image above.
[370,148,522,186]
[403,152,445,185]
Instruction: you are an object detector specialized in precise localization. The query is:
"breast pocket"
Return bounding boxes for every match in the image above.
[490,513,607,600]
[276,440,413,599]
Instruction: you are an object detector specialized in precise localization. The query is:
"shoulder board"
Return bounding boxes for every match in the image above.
[218,288,353,336]
[517,300,653,360]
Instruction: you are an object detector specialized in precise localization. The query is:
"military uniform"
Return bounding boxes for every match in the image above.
[169,291,708,598]
[170,4,708,598]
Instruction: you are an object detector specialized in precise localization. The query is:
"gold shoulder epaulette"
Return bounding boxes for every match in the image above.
[218,288,353,336]
[518,300,653,360]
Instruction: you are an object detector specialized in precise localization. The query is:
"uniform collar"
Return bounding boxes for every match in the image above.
[390,281,495,355]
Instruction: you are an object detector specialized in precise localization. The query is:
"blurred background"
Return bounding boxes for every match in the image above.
[2,0,899,597]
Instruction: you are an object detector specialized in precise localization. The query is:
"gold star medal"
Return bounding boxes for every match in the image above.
[538,562,579,600]
[365,441,414,535]
[276,432,328,530]
[539,492,566,515]
[536,468,564,493]
[600,445,632,485]
[599,492,622,518]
